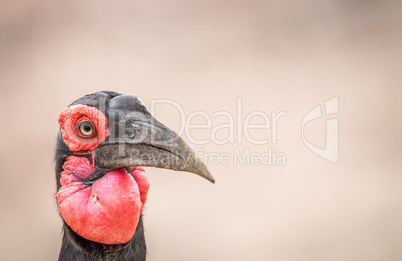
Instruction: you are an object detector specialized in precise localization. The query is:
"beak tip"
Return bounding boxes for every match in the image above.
[202,171,215,184]
[193,163,215,184]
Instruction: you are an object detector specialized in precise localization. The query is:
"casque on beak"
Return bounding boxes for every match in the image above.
[94,95,215,183]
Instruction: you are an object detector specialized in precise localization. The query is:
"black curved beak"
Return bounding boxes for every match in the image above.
[94,95,215,183]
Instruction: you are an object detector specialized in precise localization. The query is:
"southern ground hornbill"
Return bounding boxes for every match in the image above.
[55,91,214,260]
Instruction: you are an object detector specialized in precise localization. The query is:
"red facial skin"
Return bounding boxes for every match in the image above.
[57,105,150,245]
[58,105,109,151]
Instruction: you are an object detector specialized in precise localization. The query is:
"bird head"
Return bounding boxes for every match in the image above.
[55,91,214,245]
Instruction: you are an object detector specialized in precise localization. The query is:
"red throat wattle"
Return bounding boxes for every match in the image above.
[56,105,150,245]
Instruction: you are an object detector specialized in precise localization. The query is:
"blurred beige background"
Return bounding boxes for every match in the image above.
[0,0,401,260]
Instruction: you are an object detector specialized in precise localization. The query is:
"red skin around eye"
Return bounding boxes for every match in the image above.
[58,105,109,152]
[57,156,150,245]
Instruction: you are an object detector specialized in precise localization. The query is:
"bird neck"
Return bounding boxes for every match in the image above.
[58,216,147,261]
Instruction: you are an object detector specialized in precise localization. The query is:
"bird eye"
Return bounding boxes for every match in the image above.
[78,122,94,137]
